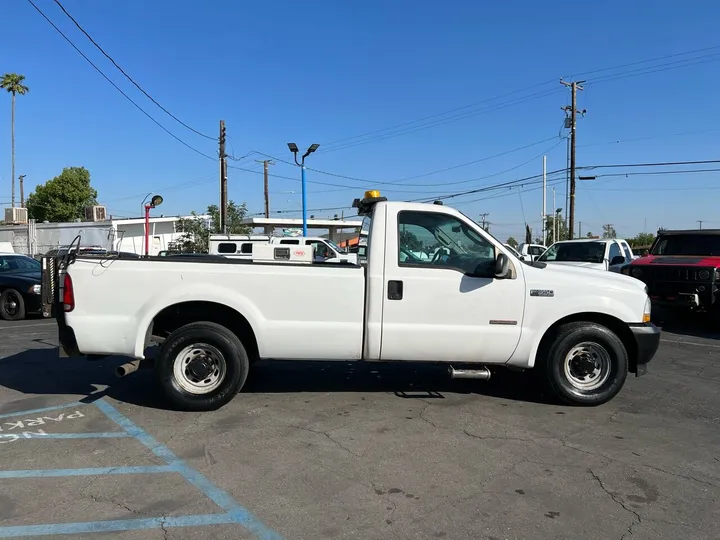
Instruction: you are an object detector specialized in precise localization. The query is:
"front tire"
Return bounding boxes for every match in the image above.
[542,322,628,406]
[0,289,26,321]
[155,321,249,411]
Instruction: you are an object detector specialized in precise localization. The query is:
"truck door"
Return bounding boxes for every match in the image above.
[379,208,524,363]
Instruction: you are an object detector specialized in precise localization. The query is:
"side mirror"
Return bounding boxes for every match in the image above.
[495,252,510,278]
[610,255,626,266]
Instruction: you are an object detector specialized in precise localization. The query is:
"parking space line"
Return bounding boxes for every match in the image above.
[0,514,237,538]
[0,465,172,479]
[95,400,285,540]
[0,401,84,420]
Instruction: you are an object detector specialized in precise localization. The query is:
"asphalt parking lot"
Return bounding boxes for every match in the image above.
[0,317,718,540]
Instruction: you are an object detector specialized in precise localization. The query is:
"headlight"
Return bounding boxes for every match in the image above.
[699,270,710,280]
[632,267,642,278]
[29,284,41,295]
[643,297,651,323]
[621,267,630,275]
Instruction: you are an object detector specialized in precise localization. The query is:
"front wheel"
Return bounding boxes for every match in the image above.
[542,322,628,406]
[155,321,249,411]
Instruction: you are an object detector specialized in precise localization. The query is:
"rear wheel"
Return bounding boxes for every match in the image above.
[155,321,249,411]
[542,322,628,406]
[0,289,26,321]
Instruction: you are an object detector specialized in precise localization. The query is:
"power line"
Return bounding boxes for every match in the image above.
[26,0,216,161]
[51,0,215,140]
[581,159,720,169]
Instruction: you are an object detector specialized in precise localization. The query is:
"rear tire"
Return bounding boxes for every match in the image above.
[541,322,628,406]
[0,289,26,321]
[155,321,249,411]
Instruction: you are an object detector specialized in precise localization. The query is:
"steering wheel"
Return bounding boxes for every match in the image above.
[431,248,446,264]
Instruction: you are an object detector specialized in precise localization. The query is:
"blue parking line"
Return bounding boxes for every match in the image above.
[0,401,84,420]
[0,465,172,479]
[0,513,236,537]
[94,399,285,540]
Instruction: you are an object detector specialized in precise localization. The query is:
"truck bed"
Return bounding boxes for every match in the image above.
[62,257,366,360]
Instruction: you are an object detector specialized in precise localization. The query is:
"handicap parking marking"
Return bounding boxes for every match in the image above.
[0,401,129,444]
[0,398,285,540]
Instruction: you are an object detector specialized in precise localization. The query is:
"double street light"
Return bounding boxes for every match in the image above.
[287,142,320,236]
[143,194,163,257]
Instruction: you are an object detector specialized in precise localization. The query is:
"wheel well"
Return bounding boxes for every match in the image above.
[150,301,259,361]
[535,312,638,372]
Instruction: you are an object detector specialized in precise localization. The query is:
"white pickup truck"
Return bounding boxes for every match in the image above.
[43,191,660,411]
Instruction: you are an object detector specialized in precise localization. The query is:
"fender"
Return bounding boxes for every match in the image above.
[509,293,640,369]
[132,282,264,358]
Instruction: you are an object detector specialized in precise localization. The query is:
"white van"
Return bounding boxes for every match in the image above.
[209,235,358,264]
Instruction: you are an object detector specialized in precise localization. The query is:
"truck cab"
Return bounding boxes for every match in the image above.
[537,238,635,273]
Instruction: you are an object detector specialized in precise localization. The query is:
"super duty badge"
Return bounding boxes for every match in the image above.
[530,289,554,297]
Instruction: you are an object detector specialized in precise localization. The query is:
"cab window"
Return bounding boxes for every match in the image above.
[608,242,623,262]
[308,241,331,259]
[397,211,495,276]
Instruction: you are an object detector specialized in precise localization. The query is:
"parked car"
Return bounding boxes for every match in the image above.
[537,239,635,273]
[516,243,546,262]
[0,253,42,320]
[621,228,720,312]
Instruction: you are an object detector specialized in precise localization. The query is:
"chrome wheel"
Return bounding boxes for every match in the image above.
[173,343,227,395]
[563,341,611,391]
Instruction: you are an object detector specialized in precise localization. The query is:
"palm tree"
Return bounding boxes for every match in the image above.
[1,73,29,208]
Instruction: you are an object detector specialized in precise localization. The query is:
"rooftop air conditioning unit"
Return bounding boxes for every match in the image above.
[4,207,28,224]
[85,205,107,222]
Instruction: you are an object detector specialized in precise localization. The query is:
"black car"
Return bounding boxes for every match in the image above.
[0,254,42,320]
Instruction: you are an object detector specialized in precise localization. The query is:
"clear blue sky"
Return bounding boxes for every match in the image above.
[3,0,720,241]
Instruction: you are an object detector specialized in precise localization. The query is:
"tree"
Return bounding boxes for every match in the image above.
[628,232,655,248]
[1,73,29,208]
[602,224,617,239]
[544,215,569,244]
[176,200,251,252]
[586,232,594,238]
[506,236,518,248]
[26,167,98,222]
[399,228,423,252]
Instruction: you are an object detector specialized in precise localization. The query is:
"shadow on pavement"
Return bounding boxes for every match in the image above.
[653,309,720,340]
[0,346,558,412]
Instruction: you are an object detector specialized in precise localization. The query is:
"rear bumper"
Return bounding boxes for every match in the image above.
[628,322,661,377]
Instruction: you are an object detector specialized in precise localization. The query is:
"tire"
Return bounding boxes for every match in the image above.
[0,289,26,321]
[541,322,628,406]
[155,321,249,411]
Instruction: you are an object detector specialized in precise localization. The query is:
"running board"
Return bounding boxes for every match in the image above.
[448,366,491,380]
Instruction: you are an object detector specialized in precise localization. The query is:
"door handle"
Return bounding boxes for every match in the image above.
[388,280,403,300]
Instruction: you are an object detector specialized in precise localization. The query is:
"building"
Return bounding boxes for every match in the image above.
[0,215,207,256]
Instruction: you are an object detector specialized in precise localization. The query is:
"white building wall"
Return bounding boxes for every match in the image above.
[115,220,181,255]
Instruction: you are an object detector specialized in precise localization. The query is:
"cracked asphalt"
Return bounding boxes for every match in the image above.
[0,316,718,540]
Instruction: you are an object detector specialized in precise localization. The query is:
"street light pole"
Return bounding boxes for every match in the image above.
[143,195,163,257]
[287,142,320,237]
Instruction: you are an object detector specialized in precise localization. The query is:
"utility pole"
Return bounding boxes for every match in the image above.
[542,156,547,245]
[579,221,582,238]
[18,175,25,208]
[256,159,274,234]
[561,79,585,240]
[219,121,227,234]
[697,220,704,230]
[552,188,558,244]
[479,212,490,231]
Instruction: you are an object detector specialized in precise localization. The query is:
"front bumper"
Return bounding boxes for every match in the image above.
[628,322,661,377]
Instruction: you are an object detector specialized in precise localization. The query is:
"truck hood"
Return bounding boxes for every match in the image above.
[526,260,645,293]
[630,254,720,266]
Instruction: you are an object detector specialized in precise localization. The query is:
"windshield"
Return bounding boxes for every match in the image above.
[325,239,346,254]
[0,255,41,272]
[651,234,720,256]
[538,241,606,263]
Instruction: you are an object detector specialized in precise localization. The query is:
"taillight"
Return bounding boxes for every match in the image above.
[63,273,75,312]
